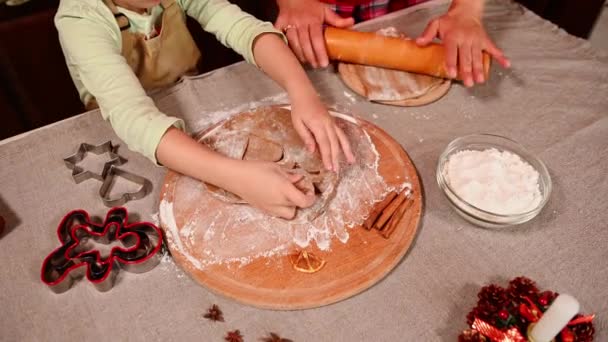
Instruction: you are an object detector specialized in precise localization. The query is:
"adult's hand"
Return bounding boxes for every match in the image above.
[415,0,510,87]
[275,0,354,68]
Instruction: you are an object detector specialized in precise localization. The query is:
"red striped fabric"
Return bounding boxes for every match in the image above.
[324,0,430,21]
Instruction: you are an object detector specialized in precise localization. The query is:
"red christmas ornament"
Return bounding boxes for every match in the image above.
[538,290,557,308]
[460,277,596,342]
[508,277,539,303]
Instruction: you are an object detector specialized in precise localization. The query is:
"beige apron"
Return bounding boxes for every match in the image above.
[87,0,201,109]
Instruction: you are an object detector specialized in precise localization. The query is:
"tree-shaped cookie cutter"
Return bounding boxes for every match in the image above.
[40,207,163,293]
[63,141,151,207]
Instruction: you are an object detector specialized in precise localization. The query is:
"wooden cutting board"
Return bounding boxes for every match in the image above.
[159,107,422,310]
[339,62,452,107]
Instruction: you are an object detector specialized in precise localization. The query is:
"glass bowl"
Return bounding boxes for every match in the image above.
[436,134,552,228]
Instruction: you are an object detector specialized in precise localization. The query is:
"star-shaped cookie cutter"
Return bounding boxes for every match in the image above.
[40,207,163,293]
[63,141,127,183]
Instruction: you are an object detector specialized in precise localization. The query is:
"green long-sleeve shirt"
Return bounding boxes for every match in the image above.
[55,0,281,163]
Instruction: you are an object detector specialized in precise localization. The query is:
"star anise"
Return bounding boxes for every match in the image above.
[260,332,293,342]
[203,304,224,322]
[225,330,244,342]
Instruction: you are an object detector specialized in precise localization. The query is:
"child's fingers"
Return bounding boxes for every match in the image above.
[324,7,355,28]
[270,205,297,220]
[335,125,355,164]
[285,172,305,185]
[485,40,511,68]
[444,39,458,79]
[286,28,306,63]
[458,43,474,87]
[310,24,329,67]
[325,124,341,173]
[472,43,485,83]
[284,181,316,208]
[298,24,318,67]
[416,18,439,46]
[493,55,511,69]
[310,125,333,171]
[293,118,316,152]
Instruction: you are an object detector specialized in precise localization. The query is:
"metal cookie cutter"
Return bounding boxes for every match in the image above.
[40,207,163,293]
[64,141,126,183]
[99,165,152,207]
[64,141,151,206]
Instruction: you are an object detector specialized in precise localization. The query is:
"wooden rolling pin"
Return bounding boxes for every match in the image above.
[324,27,491,81]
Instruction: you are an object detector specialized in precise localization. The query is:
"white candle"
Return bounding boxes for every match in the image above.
[529,294,580,342]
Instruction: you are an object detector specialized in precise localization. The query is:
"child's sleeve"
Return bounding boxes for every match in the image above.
[55,14,185,164]
[180,0,286,66]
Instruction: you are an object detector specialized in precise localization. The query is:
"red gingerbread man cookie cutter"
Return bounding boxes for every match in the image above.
[41,207,163,293]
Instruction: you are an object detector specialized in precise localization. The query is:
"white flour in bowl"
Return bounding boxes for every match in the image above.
[444,148,542,215]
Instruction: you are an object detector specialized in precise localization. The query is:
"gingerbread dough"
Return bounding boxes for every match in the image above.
[200,107,340,220]
[338,27,451,107]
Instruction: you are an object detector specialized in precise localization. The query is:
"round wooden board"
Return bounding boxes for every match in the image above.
[338,62,451,107]
[159,108,422,310]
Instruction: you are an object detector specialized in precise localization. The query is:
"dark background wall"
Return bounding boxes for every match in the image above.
[0,0,603,140]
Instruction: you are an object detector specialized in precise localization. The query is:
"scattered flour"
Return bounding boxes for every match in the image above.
[160,111,410,269]
[343,90,357,103]
[190,92,289,133]
[150,212,160,226]
[376,26,402,38]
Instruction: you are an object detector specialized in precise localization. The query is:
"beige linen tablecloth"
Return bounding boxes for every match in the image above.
[1,1,606,340]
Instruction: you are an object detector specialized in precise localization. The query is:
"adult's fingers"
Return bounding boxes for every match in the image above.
[297,24,318,67]
[274,15,286,30]
[310,24,329,67]
[286,27,306,63]
[324,7,354,28]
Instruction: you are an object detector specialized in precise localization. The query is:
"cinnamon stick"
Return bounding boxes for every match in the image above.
[363,191,397,230]
[382,196,414,239]
[373,191,408,231]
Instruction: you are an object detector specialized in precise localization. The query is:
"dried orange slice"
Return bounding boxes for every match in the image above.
[289,251,326,273]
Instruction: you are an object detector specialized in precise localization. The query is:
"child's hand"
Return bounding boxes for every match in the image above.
[415,0,510,87]
[289,96,355,172]
[230,160,316,219]
[251,31,354,171]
